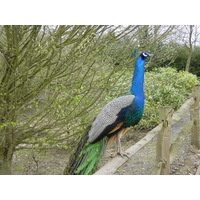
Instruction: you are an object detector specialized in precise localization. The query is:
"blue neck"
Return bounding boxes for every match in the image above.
[130,56,145,96]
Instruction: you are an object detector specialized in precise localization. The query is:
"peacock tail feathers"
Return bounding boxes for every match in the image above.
[64,125,108,175]
[74,137,107,175]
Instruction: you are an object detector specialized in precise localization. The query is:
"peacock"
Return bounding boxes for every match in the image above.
[64,51,151,175]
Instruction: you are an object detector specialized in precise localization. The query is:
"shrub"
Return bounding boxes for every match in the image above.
[138,67,199,129]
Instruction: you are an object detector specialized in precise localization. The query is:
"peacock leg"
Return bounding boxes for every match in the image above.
[116,131,130,159]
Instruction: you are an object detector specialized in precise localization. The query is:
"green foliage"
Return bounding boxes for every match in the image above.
[14,166,26,171]
[0,121,18,130]
[139,67,199,129]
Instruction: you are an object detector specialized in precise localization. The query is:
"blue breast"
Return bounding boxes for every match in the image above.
[118,95,144,127]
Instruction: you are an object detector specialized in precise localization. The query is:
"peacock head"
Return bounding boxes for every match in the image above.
[140,51,152,60]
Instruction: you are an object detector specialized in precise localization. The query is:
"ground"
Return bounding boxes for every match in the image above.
[11,128,200,175]
[170,145,200,175]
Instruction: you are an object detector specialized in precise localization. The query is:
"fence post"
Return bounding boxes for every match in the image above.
[155,106,173,175]
[190,85,200,149]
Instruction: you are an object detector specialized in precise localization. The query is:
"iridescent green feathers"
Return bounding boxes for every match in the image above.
[64,126,107,175]
[73,138,107,175]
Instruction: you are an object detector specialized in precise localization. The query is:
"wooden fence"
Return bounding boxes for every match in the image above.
[94,85,200,175]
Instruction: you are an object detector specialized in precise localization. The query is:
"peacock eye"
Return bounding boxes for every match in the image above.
[142,53,147,57]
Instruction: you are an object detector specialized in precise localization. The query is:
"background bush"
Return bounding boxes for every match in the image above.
[141,67,199,129]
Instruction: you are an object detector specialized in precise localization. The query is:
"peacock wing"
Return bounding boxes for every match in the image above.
[88,95,135,143]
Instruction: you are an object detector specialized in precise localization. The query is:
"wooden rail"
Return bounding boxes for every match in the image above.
[196,165,200,175]
[153,106,173,175]
[94,85,200,175]
[191,85,200,148]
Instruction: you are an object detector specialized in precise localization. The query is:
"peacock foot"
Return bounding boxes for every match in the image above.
[117,151,131,159]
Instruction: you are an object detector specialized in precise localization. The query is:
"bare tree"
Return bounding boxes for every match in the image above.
[185,25,194,71]
[177,25,200,71]
[0,25,142,174]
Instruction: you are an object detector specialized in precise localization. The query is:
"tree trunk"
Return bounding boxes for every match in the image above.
[185,25,194,72]
[185,51,192,72]
[0,145,14,175]
[0,126,15,175]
